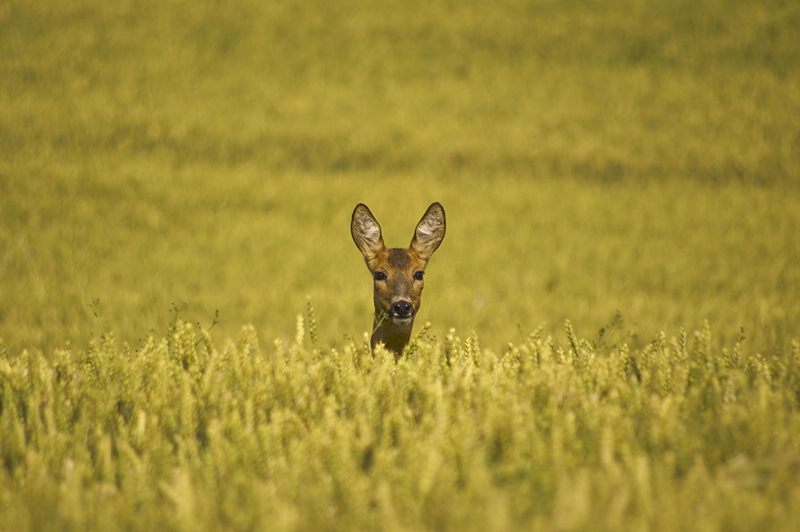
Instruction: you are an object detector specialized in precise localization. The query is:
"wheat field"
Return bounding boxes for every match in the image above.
[1,0,799,529]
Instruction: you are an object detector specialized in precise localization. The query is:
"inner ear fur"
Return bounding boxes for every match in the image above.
[410,202,446,261]
[351,203,386,260]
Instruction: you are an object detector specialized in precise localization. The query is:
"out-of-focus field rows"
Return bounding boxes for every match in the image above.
[1,0,799,354]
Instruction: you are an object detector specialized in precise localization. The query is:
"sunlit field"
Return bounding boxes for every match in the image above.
[1,0,799,529]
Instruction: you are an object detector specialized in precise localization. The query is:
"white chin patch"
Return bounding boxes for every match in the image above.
[392,316,413,325]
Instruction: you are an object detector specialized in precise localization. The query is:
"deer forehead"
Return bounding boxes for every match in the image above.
[371,248,426,273]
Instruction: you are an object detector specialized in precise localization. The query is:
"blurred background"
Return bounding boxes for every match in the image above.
[1,0,798,355]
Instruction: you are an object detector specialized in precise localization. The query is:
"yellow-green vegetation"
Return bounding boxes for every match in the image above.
[1,318,800,530]
[1,0,800,529]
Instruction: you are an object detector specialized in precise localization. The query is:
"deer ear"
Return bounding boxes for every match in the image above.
[410,202,446,261]
[351,204,385,260]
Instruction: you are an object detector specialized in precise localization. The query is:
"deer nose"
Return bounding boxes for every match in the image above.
[391,301,413,318]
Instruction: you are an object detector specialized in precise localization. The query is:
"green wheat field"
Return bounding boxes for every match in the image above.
[2,0,799,530]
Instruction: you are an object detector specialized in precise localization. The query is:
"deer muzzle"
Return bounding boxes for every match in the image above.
[389,300,414,323]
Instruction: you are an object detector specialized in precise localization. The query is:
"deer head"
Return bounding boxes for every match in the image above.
[351,202,446,356]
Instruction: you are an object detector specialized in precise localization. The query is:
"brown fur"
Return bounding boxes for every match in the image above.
[351,203,446,356]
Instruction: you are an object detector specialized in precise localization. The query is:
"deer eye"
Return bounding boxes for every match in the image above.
[413,271,424,281]
[374,272,387,281]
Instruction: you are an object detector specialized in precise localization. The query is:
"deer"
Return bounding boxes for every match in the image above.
[351,202,446,356]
